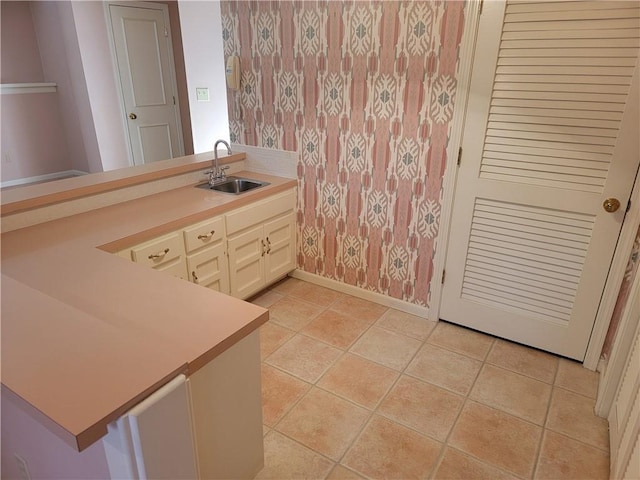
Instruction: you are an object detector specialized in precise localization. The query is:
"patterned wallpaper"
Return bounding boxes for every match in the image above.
[602,225,640,358]
[220,0,465,307]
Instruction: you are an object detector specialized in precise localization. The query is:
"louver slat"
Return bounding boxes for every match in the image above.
[462,200,595,323]
[480,2,639,192]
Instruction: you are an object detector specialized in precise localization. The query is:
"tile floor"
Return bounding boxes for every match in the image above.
[251,277,609,480]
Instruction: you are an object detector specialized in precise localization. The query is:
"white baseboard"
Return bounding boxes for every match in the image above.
[1,169,88,188]
[290,269,430,318]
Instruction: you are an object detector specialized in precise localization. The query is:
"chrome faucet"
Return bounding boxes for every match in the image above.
[208,139,232,186]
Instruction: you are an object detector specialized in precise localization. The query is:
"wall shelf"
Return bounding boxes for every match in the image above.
[1,83,57,95]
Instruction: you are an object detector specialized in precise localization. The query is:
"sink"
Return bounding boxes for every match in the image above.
[196,176,270,194]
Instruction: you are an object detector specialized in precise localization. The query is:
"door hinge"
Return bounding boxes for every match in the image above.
[164,27,168,37]
[441,269,446,284]
[457,147,462,167]
[626,199,631,213]
[173,96,176,105]
[479,0,484,14]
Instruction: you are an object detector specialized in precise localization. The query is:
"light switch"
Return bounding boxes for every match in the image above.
[196,87,210,102]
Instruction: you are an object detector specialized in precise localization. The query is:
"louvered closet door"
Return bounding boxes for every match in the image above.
[440,0,640,360]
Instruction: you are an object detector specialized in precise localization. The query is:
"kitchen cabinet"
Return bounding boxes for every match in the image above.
[226,188,296,299]
[183,216,229,294]
[123,231,188,280]
[117,187,296,300]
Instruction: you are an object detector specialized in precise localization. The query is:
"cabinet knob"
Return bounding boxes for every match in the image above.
[129,113,137,120]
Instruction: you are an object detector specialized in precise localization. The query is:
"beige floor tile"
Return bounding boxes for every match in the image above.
[375,309,436,340]
[449,401,542,478]
[342,415,442,480]
[406,343,482,395]
[433,447,520,480]
[301,310,373,349]
[349,326,422,371]
[255,431,334,480]
[266,334,342,383]
[317,353,399,409]
[535,430,609,480]
[470,364,552,425]
[263,425,270,437]
[261,364,310,427]
[326,465,365,480]
[260,322,295,359]
[546,387,609,451]
[378,375,463,441]
[270,277,304,294]
[287,281,346,307]
[331,296,388,322]
[251,289,285,308]
[269,296,325,331]
[428,322,494,360]
[486,339,558,384]
[555,358,599,399]
[276,387,370,461]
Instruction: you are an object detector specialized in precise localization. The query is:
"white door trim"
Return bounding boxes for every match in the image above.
[586,167,640,370]
[104,1,185,166]
[428,0,482,322]
[595,242,640,417]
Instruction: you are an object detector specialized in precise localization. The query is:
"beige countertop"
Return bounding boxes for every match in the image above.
[0,171,297,452]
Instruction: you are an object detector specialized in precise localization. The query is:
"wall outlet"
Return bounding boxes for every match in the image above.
[14,454,31,480]
[196,87,210,102]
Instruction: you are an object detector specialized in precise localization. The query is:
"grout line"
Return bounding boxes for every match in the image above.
[256,278,610,479]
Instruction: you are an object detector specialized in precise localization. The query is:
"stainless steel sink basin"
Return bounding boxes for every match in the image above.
[196,176,270,194]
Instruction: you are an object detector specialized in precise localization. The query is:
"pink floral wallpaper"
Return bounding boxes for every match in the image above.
[220,0,465,307]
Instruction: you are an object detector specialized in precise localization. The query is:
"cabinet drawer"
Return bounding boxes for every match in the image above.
[183,217,225,253]
[131,232,184,268]
[226,188,295,235]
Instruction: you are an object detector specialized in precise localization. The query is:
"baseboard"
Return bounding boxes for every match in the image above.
[290,269,430,318]
[1,169,88,188]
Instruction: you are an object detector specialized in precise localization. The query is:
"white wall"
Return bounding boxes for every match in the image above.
[71,1,130,171]
[178,1,229,153]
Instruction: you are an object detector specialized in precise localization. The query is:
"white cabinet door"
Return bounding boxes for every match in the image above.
[187,242,229,294]
[440,0,640,360]
[264,213,296,284]
[103,375,197,480]
[227,225,265,299]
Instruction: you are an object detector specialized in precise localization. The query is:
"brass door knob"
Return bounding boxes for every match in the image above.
[603,198,621,213]
[129,113,137,120]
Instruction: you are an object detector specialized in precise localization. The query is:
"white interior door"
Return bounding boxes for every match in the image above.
[440,0,640,360]
[109,3,184,165]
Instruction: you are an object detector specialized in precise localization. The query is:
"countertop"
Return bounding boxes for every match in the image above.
[0,171,297,451]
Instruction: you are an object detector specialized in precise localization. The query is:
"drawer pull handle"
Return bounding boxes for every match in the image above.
[265,237,271,254]
[261,239,266,257]
[197,230,215,240]
[192,271,198,282]
[148,248,170,260]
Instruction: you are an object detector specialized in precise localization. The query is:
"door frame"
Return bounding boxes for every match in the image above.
[430,0,640,370]
[104,1,185,167]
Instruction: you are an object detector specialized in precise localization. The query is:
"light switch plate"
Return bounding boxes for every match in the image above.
[196,87,209,102]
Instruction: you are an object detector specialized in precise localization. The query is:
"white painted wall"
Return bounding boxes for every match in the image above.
[71,1,130,171]
[178,1,229,153]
